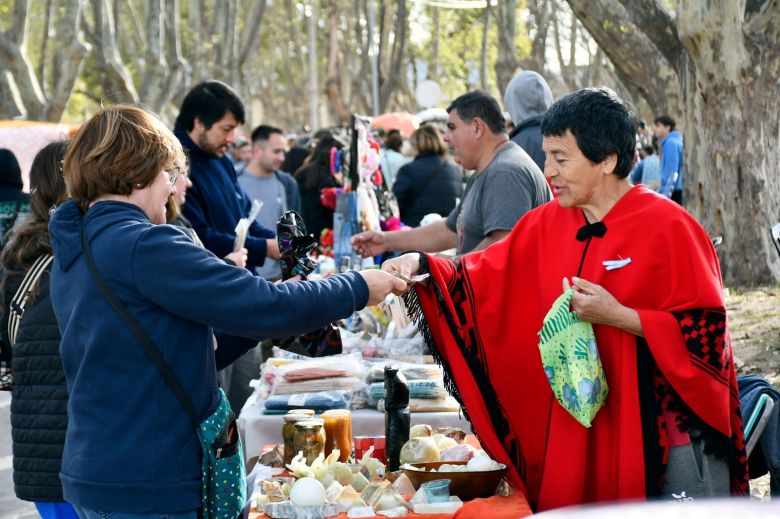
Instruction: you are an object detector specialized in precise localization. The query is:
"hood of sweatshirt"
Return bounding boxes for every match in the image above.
[49,199,150,272]
[504,71,553,125]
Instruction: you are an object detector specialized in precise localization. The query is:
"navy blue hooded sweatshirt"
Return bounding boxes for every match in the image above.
[48,200,368,513]
[175,129,275,270]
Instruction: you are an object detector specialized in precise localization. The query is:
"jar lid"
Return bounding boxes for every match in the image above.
[284,414,309,422]
[295,418,325,428]
[288,409,315,416]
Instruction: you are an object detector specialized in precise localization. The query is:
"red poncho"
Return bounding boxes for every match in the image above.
[408,185,747,511]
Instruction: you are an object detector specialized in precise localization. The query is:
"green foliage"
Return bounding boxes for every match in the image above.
[410,4,530,104]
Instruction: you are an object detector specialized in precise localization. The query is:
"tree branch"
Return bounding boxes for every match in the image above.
[238,0,267,68]
[139,0,166,105]
[0,0,47,118]
[45,0,89,121]
[565,0,681,115]
[617,0,683,70]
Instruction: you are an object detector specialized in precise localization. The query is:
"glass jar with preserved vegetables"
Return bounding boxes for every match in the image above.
[293,418,326,464]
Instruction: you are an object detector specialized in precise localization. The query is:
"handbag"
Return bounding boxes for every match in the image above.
[1,253,54,391]
[80,219,246,518]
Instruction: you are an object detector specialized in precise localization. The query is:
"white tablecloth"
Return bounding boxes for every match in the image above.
[238,405,472,459]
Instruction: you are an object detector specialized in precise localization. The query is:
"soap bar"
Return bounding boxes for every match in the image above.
[346,507,375,518]
[264,502,340,519]
[412,496,463,515]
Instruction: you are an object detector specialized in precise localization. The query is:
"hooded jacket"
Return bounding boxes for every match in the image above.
[504,71,553,171]
[175,130,275,270]
[49,199,368,513]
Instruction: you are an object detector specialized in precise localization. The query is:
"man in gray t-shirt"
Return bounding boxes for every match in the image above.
[238,125,302,280]
[447,141,550,253]
[352,90,551,257]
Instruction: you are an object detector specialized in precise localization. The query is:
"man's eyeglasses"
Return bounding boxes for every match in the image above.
[166,166,183,185]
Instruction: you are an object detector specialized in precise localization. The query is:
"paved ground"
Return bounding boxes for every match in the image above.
[0,392,37,519]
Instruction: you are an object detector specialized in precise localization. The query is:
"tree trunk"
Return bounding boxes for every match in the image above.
[138,0,167,106]
[326,1,350,125]
[564,0,780,284]
[92,0,138,103]
[494,0,520,95]
[45,0,88,121]
[479,6,489,91]
[378,0,407,113]
[0,0,47,119]
[566,0,680,116]
[524,0,550,74]
[676,2,780,284]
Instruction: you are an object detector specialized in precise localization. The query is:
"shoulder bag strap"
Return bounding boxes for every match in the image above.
[8,254,54,348]
[79,218,200,426]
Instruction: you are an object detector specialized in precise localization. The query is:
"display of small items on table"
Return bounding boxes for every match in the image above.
[250,420,509,519]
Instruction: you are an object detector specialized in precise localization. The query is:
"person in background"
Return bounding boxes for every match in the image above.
[1,141,74,519]
[630,145,661,192]
[0,149,31,248]
[229,135,251,175]
[504,71,553,172]
[239,125,301,281]
[654,114,684,204]
[383,87,746,510]
[281,142,310,178]
[174,80,280,272]
[392,125,462,228]
[166,162,247,267]
[379,129,407,188]
[352,90,550,258]
[49,104,406,518]
[295,135,344,239]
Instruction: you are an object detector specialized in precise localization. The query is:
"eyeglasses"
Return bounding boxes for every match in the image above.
[165,166,183,185]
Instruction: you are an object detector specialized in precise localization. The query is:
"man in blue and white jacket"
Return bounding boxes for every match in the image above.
[654,114,684,205]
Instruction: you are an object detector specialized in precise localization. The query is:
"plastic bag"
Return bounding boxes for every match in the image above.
[538,289,608,427]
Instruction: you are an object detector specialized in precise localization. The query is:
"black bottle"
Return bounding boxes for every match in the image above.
[384,365,410,471]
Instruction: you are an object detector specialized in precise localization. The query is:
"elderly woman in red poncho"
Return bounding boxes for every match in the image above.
[384,87,747,512]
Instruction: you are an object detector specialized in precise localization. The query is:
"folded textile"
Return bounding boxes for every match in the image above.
[272,376,362,396]
[378,397,460,413]
[367,362,442,382]
[283,368,346,383]
[368,379,447,401]
[264,391,350,411]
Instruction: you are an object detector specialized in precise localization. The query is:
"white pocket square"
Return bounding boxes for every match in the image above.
[603,258,632,270]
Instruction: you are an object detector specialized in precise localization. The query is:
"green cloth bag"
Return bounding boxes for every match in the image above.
[538,289,608,427]
[198,387,246,518]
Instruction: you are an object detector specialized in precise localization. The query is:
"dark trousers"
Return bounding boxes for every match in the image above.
[672,189,683,206]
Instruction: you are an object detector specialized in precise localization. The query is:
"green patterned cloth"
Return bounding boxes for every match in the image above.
[538,289,608,428]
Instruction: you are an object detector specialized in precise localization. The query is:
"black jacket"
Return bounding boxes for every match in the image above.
[509,115,546,172]
[392,154,463,228]
[295,165,340,238]
[1,262,68,502]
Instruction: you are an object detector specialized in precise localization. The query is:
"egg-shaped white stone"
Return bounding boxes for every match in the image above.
[290,477,327,507]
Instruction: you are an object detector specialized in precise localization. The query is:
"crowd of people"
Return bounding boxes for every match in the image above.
[0,67,758,519]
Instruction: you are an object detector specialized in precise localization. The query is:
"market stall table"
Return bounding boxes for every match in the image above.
[238,406,472,460]
[248,492,533,519]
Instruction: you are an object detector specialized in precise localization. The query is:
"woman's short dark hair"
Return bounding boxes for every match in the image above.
[541,87,637,179]
[174,80,246,132]
[446,90,506,134]
[384,130,403,152]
